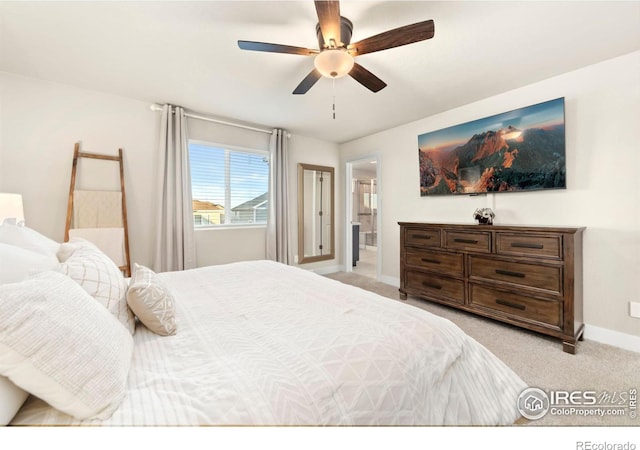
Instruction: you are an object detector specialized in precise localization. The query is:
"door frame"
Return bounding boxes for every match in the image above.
[344,154,381,280]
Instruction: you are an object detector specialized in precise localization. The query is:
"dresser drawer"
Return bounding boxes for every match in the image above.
[444,230,491,253]
[405,270,464,304]
[405,249,463,276]
[469,255,562,294]
[404,227,441,248]
[496,233,562,260]
[470,284,562,328]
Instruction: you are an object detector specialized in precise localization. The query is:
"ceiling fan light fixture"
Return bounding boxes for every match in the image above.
[314,48,354,78]
[238,2,435,94]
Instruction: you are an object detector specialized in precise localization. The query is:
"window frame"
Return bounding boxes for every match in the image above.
[188,139,270,230]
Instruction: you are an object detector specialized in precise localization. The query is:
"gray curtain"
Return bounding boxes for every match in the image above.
[153,104,196,272]
[266,129,291,264]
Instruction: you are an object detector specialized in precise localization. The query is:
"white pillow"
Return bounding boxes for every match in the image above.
[127,263,177,336]
[0,271,133,420]
[58,238,135,335]
[0,242,59,285]
[0,375,28,425]
[0,223,59,257]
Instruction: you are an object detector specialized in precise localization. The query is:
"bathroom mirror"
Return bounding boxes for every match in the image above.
[298,163,334,264]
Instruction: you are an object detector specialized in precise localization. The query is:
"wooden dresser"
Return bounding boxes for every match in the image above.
[399,222,585,354]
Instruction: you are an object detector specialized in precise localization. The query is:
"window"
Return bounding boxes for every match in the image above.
[189,141,269,227]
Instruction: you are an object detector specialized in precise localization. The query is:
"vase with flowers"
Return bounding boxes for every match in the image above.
[473,208,495,225]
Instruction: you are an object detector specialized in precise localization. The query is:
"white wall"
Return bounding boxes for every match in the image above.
[340,51,640,339]
[0,72,159,267]
[0,72,341,273]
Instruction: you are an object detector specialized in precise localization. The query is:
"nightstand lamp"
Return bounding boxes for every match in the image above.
[0,193,25,225]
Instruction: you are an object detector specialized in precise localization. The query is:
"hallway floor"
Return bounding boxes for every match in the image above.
[353,247,377,279]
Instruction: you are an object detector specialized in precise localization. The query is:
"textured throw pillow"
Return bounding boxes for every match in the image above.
[127,263,177,336]
[0,271,133,420]
[0,242,59,285]
[58,238,135,335]
[0,223,60,257]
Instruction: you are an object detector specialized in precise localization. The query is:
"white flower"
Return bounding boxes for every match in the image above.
[473,208,495,221]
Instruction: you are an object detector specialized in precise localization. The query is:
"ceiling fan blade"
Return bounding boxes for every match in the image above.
[349,63,387,93]
[238,40,317,56]
[293,69,322,95]
[348,20,435,56]
[314,0,341,45]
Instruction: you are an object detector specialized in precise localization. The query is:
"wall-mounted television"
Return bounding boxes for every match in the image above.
[418,97,566,196]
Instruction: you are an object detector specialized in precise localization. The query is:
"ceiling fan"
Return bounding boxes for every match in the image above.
[238,0,435,94]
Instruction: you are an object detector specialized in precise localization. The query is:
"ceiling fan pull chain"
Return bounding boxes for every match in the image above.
[332,77,336,120]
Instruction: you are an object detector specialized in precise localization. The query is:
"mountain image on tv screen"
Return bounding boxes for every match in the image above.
[418,98,566,196]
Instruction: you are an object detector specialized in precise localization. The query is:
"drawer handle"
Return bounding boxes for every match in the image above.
[422,281,442,290]
[454,238,478,244]
[511,242,544,249]
[421,258,441,264]
[412,234,432,240]
[496,299,526,311]
[495,269,525,278]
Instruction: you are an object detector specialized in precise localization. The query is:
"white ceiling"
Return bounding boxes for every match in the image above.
[1,1,639,144]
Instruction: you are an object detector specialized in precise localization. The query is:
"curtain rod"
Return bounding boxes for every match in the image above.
[149,104,289,138]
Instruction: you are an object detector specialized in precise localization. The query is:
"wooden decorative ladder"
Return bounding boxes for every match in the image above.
[64,142,132,276]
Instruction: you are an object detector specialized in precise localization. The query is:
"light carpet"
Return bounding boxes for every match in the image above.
[326,271,639,427]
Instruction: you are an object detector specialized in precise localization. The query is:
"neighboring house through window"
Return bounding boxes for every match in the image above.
[189,141,269,227]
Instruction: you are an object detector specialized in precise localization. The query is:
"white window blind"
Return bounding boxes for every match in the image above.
[189,141,269,227]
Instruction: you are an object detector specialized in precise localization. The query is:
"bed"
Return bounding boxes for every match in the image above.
[0,224,527,426]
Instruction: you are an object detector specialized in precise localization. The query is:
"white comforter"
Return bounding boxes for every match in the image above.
[12,260,526,425]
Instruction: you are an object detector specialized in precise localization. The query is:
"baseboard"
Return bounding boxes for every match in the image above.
[583,324,640,353]
[380,275,400,287]
[310,265,344,276]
